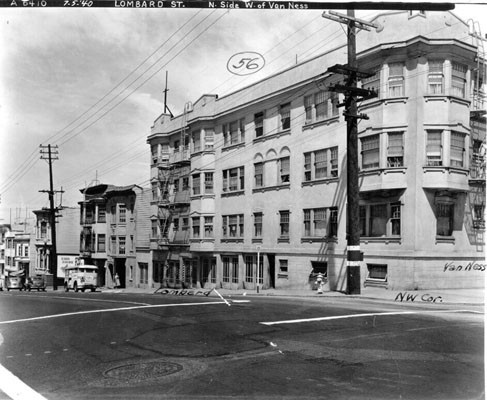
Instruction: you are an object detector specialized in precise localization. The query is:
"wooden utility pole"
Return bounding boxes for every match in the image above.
[322,10,379,294]
[40,144,60,290]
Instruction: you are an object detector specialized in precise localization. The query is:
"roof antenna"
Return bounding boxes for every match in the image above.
[163,71,174,118]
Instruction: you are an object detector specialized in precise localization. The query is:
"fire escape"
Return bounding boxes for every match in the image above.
[467,19,486,249]
[158,104,192,287]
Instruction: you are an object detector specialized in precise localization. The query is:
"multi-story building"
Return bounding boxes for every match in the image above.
[0,224,11,287]
[147,10,486,292]
[79,184,111,286]
[32,207,80,287]
[4,230,31,279]
[105,185,143,289]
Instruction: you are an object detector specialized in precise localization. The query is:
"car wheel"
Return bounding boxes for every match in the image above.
[91,288,96,292]
[64,285,69,292]
[81,288,85,293]
[28,287,31,292]
[74,282,78,293]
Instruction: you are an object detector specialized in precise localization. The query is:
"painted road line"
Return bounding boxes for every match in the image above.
[15,294,151,307]
[0,363,48,400]
[260,310,483,326]
[0,301,228,326]
[213,289,231,306]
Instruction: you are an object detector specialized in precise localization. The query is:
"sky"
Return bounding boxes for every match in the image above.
[0,0,486,225]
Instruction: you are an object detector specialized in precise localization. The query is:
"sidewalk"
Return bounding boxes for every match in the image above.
[101,286,485,306]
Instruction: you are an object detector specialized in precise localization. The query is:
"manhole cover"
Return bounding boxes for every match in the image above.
[104,361,183,383]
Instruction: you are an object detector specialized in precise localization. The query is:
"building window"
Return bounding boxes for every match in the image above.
[436,203,454,236]
[361,135,380,169]
[280,103,291,130]
[139,263,148,284]
[245,255,254,283]
[255,111,264,138]
[254,162,264,188]
[362,67,381,98]
[451,62,467,98]
[450,131,465,168]
[151,220,158,238]
[118,236,126,255]
[192,130,201,152]
[97,206,106,223]
[304,91,338,124]
[202,258,216,284]
[279,156,290,183]
[174,140,180,152]
[204,172,214,194]
[192,174,201,195]
[97,234,106,252]
[223,167,245,192]
[192,217,200,238]
[253,212,263,238]
[279,210,290,238]
[279,260,288,275]
[40,221,47,239]
[118,204,126,224]
[426,130,442,166]
[387,132,404,167]
[367,264,388,282]
[388,62,405,97]
[360,202,401,237]
[428,60,444,94]
[204,129,214,150]
[329,208,338,237]
[222,256,239,284]
[173,178,179,193]
[182,177,189,191]
[303,208,327,237]
[222,214,244,238]
[304,146,339,181]
[223,119,245,146]
[204,216,213,238]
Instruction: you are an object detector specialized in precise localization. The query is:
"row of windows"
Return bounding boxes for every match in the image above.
[362,60,469,99]
[153,198,469,240]
[151,59,474,163]
[79,234,134,254]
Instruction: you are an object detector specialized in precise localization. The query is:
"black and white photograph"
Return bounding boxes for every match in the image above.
[0,1,485,399]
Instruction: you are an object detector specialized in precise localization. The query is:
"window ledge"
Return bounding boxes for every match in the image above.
[190,194,215,200]
[435,236,455,244]
[301,237,338,244]
[190,238,215,243]
[277,274,289,279]
[302,177,338,187]
[222,190,245,198]
[303,115,339,130]
[422,166,469,175]
[383,96,408,105]
[359,167,407,176]
[278,237,290,243]
[252,238,263,244]
[191,149,215,158]
[253,183,290,193]
[222,142,245,152]
[424,95,470,106]
[253,129,291,144]
[360,237,402,244]
[221,238,244,243]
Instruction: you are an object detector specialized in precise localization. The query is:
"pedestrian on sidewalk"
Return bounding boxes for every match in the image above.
[114,273,120,289]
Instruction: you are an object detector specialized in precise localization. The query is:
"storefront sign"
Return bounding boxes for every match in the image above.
[57,255,80,278]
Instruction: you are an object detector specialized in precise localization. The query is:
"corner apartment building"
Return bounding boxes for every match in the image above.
[147,10,486,292]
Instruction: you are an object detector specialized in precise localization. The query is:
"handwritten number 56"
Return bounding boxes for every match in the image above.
[227,52,265,76]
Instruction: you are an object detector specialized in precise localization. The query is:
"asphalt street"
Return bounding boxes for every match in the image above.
[0,290,484,400]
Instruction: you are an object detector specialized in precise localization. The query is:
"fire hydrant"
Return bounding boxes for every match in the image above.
[315,273,324,294]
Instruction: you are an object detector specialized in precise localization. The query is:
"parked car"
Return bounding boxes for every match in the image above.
[64,265,98,292]
[6,276,25,291]
[26,275,47,292]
